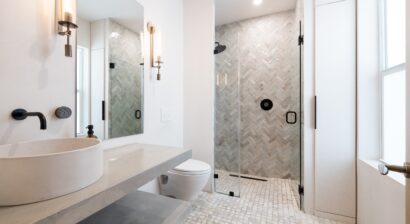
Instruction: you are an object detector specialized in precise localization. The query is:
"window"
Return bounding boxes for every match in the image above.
[76,46,90,136]
[380,0,406,164]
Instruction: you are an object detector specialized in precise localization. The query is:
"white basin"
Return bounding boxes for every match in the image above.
[0,138,103,206]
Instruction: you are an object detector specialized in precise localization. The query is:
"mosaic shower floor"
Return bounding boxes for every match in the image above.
[213,170,300,205]
[183,170,345,224]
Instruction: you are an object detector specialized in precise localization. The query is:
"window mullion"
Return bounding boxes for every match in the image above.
[381,63,406,76]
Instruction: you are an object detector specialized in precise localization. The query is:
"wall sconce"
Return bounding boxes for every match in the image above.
[56,0,78,57]
[147,22,163,80]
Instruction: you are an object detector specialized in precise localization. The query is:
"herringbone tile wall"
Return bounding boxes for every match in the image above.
[215,10,300,180]
[108,20,143,139]
[215,27,241,175]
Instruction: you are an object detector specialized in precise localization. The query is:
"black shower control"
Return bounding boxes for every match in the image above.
[55,106,72,119]
[135,110,142,119]
[260,99,273,111]
[109,62,115,69]
[286,111,297,124]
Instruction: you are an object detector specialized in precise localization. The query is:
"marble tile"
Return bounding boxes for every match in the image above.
[184,170,346,224]
[215,10,301,180]
[108,20,144,138]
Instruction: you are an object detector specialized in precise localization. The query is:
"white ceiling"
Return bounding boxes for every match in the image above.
[215,0,297,26]
[78,0,144,33]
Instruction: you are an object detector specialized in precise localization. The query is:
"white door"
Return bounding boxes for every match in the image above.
[315,0,356,221]
[90,49,105,139]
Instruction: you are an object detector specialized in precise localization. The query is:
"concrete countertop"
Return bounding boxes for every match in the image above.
[0,143,191,224]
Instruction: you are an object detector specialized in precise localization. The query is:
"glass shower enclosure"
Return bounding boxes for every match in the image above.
[213,13,303,207]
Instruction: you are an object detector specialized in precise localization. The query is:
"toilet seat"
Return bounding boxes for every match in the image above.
[171,159,211,175]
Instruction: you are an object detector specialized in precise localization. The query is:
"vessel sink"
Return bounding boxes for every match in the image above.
[0,138,102,206]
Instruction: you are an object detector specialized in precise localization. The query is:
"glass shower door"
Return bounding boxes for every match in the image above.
[108,56,143,138]
[107,19,144,139]
[213,16,303,208]
[214,32,241,197]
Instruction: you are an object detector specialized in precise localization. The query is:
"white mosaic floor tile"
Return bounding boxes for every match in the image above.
[183,170,346,224]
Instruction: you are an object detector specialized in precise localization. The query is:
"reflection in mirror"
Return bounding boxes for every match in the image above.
[76,0,144,140]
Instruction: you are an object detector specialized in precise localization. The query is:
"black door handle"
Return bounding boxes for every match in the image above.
[135,110,142,119]
[286,111,297,124]
[102,101,105,121]
[315,96,317,129]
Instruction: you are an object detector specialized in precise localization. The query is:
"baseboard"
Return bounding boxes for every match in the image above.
[315,210,356,224]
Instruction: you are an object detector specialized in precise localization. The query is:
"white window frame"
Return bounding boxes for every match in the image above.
[379,0,406,162]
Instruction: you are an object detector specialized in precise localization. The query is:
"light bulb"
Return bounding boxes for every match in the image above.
[253,0,263,6]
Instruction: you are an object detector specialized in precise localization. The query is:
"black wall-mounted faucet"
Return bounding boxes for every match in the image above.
[12,109,47,130]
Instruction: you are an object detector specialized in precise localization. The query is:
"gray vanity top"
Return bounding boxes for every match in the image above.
[0,143,191,224]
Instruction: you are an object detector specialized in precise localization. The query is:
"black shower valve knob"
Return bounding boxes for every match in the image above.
[55,106,72,119]
[260,99,273,111]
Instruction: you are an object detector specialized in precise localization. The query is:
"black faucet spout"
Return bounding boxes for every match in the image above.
[12,109,47,130]
[26,112,47,130]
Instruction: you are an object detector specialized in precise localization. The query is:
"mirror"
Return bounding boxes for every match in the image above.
[76,0,144,140]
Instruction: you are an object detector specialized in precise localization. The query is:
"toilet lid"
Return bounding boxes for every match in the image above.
[172,159,211,174]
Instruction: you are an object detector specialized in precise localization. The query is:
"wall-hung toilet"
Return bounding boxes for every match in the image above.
[160,159,211,201]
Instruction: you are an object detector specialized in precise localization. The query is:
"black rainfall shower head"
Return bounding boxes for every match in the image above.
[214,42,226,54]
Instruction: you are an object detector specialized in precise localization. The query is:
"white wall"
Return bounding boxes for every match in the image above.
[0,0,184,148]
[0,0,185,193]
[357,161,405,224]
[0,0,76,145]
[182,0,215,192]
[357,0,381,161]
[77,18,91,49]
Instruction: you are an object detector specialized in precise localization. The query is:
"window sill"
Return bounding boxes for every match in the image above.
[359,159,405,186]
